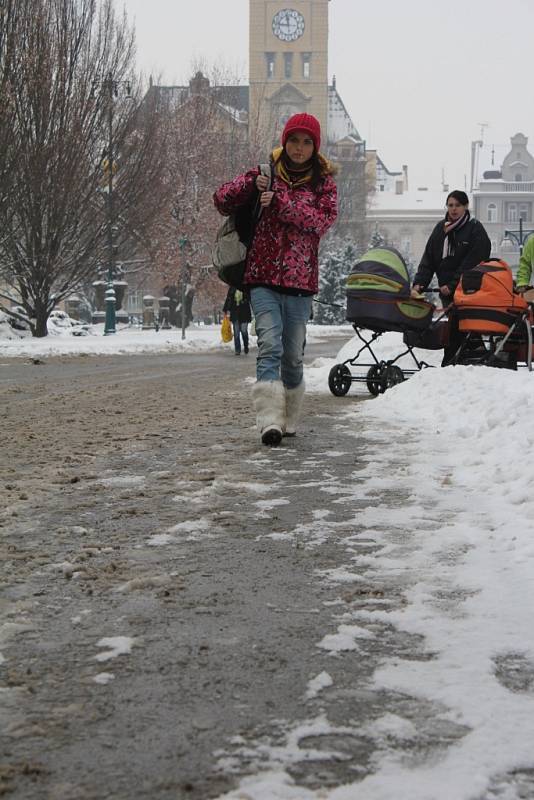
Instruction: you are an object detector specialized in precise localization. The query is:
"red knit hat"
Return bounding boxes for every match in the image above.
[282,113,321,152]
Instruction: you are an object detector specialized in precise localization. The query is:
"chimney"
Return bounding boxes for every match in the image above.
[402,164,409,192]
[189,71,210,95]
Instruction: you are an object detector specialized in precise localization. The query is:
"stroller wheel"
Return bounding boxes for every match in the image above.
[382,365,405,390]
[366,365,382,396]
[328,364,352,396]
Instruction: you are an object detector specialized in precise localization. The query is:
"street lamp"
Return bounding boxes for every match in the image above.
[178,236,188,341]
[96,72,132,335]
[501,217,534,257]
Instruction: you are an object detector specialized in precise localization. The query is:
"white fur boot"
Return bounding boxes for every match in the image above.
[252,380,286,446]
[284,381,305,437]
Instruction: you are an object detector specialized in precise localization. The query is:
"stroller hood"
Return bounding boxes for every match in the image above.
[346,247,411,297]
[346,246,434,333]
[455,259,529,334]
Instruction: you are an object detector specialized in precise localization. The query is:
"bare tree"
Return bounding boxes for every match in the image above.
[147,65,258,324]
[0,0,167,336]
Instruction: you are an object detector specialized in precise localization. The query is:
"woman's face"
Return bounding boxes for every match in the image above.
[446,197,468,221]
[285,131,315,165]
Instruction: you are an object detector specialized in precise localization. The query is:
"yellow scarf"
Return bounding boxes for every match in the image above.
[271,146,311,187]
[271,146,333,188]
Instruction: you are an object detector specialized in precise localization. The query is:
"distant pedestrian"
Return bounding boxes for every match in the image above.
[214,113,337,445]
[515,234,534,291]
[223,287,252,355]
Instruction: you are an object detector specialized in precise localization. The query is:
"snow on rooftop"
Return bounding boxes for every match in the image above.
[368,189,448,214]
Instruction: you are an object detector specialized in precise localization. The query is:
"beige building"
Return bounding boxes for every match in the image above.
[249,0,330,148]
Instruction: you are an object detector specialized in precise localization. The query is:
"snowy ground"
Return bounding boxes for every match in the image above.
[216,360,534,799]
[2,321,534,798]
[0,317,352,360]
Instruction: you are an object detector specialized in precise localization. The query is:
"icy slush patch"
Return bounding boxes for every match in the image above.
[93,672,115,685]
[305,670,333,699]
[318,623,375,653]
[94,636,134,662]
[168,518,210,534]
[98,475,145,488]
[147,533,174,547]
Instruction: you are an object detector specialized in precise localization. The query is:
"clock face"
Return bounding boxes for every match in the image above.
[272,9,305,42]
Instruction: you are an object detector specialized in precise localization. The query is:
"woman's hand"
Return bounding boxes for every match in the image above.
[259,191,274,207]
[256,174,270,192]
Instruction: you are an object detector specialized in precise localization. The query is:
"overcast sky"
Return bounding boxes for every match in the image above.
[121,0,534,192]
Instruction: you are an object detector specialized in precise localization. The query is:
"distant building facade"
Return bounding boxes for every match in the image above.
[367,187,447,268]
[149,1,372,242]
[473,133,534,271]
[126,1,411,316]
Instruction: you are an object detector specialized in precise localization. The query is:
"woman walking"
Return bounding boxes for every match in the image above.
[223,287,252,355]
[214,113,337,445]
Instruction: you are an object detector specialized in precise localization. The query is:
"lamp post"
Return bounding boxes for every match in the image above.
[98,72,131,335]
[178,236,188,340]
[502,217,534,257]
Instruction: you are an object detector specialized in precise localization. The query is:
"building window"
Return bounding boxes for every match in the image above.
[284,52,293,79]
[487,203,497,223]
[379,184,384,191]
[515,173,523,182]
[519,203,531,222]
[266,52,275,79]
[126,290,144,312]
[302,53,311,78]
[507,203,517,223]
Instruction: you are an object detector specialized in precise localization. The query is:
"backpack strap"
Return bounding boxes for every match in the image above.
[253,162,274,221]
[258,162,273,191]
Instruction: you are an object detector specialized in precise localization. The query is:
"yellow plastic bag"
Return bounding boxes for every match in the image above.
[221,315,233,343]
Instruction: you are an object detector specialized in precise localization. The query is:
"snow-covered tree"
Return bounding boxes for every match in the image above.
[368,226,386,249]
[315,238,360,325]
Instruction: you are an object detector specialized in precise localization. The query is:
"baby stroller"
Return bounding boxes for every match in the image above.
[450,259,533,371]
[328,246,445,396]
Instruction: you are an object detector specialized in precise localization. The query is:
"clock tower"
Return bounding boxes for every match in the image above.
[249,0,330,150]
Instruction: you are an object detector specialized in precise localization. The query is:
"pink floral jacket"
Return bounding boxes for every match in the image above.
[213,167,337,294]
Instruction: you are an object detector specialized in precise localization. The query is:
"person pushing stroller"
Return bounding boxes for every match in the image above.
[412,190,491,365]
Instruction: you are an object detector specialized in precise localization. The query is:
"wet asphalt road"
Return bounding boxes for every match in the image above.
[0,335,514,800]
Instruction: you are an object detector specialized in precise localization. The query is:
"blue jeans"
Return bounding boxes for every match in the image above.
[249,287,312,387]
[233,321,249,353]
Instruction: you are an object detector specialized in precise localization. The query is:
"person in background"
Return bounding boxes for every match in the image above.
[412,189,491,365]
[515,234,534,292]
[214,113,337,446]
[223,287,252,355]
